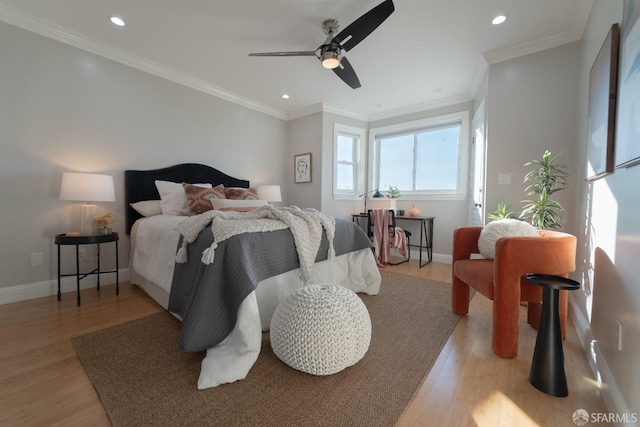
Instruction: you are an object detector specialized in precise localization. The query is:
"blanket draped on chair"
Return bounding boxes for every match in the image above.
[371,209,407,266]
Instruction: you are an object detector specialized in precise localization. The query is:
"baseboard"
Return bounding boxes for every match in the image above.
[432,253,452,264]
[407,251,451,264]
[0,268,130,305]
[569,297,638,426]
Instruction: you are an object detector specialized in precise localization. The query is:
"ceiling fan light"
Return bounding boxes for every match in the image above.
[321,51,341,69]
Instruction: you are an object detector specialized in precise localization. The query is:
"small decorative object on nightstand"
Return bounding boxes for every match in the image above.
[408,205,421,217]
[55,232,119,306]
[92,211,117,235]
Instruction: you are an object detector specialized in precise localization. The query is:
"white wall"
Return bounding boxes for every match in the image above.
[0,22,287,297]
[573,0,640,417]
[287,113,322,210]
[486,42,580,233]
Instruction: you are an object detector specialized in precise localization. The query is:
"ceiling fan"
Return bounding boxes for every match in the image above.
[248,0,395,89]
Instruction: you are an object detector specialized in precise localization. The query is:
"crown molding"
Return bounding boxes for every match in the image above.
[289,95,475,123]
[321,103,369,122]
[367,93,474,122]
[571,0,594,39]
[482,1,592,65]
[0,4,288,121]
[482,29,582,65]
[288,103,368,122]
[469,56,489,100]
[287,103,324,121]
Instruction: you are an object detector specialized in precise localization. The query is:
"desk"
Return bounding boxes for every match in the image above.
[352,213,434,267]
[55,232,119,306]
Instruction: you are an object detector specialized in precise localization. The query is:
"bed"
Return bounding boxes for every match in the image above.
[125,164,381,389]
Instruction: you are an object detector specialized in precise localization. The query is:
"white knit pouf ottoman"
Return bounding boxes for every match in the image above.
[270,283,371,376]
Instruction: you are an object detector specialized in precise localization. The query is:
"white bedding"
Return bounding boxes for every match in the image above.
[130,215,381,389]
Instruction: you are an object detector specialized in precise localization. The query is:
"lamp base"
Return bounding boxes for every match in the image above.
[80,204,98,236]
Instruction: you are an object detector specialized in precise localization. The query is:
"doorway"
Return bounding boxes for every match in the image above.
[470,102,486,226]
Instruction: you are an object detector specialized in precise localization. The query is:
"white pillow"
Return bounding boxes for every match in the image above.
[209,198,268,212]
[155,180,212,216]
[478,219,538,259]
[129,200,162,217]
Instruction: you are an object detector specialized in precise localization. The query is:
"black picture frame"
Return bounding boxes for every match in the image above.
[586,23,620,180]
[616,0,640,168]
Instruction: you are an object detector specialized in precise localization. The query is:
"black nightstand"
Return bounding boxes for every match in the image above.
[55,232,119,306]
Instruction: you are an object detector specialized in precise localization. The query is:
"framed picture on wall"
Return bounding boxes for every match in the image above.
[586,23,620,180]
[616,0,640,168]
[294,153,312,183]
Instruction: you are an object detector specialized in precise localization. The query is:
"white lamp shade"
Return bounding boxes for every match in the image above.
[257,185,282,202]
[60,172,115,203]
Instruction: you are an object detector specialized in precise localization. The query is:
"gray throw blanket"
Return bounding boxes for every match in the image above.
[168,217,373,352]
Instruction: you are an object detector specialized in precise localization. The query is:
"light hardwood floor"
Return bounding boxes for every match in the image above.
[0,261,609,426]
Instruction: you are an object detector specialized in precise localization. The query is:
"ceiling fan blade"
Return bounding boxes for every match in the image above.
[333,57,361,89]
[332,0,395,52]
[332,0,394,52]
[248,51,317,57]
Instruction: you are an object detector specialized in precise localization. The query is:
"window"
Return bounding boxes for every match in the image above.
[369,111,469,199]
[333,124,365,199]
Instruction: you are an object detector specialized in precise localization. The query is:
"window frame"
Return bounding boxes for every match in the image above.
[333,123,366,200]
[368,111,470,200]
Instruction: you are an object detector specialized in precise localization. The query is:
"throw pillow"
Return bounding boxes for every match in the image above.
[224,187,258,200]
[478,219,539,259]
[155,180,211,216]
[129,200,162,217]
[183,183,226,216]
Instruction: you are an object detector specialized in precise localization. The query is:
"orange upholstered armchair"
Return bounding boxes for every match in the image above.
[452,226,577,357]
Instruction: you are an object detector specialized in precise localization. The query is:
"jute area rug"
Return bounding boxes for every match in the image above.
[72,270,461,427]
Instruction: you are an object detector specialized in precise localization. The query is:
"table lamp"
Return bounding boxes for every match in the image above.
[60,172,115,235]
[257,185,282,204]
[359,189,383,214]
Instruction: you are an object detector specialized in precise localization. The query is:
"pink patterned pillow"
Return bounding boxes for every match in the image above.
[183,184,226,216]
[224,187,258,200]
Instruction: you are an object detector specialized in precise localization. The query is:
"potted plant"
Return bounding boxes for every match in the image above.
[385,185,400,212]
[488,202,517,221]
[519,151,569,230]
[386,185,401,199]
[92,212,118,235]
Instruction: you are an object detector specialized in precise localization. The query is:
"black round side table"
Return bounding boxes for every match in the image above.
[526,274,580,397]
[55,232,119,306]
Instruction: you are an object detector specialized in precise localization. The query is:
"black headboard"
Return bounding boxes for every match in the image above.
[124,163,250,234]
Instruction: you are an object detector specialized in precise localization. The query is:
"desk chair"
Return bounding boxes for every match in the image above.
[367,209,411,265]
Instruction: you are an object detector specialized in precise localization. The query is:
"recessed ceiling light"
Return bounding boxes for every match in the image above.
[492,15,507,25]
[282,94,290,99]
[110,16,125,27]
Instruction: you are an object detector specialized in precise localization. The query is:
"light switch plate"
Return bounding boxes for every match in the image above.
[498,173,512,185]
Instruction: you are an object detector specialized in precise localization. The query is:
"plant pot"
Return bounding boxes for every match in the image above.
[96,227,112,235]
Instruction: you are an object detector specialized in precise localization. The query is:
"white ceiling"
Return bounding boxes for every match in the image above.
[0,0,592,121]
